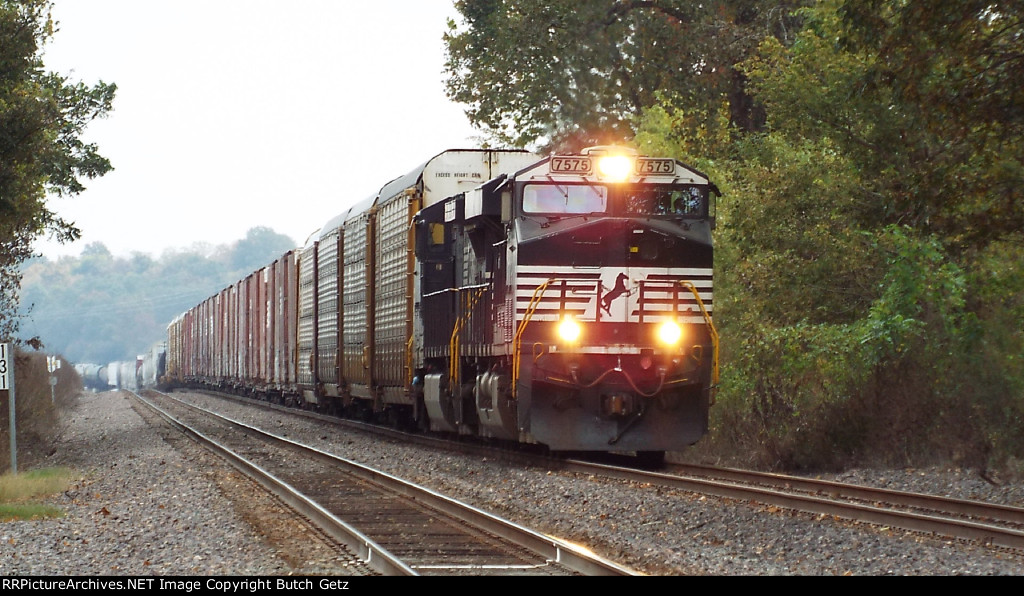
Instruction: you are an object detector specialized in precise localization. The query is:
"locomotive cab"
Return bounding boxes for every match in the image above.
[508,147,719,453]
[415,146,720,456]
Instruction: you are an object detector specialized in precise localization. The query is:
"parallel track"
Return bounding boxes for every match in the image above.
[551,457,1024,552]
[652,462,1024,551]
[169,387,1024,555]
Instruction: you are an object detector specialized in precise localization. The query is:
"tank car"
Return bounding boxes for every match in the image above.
[73,363,107,391]
[106,362,120,389]
[135,342,166,388]
[166,146,719,461]
[113,360,138,391]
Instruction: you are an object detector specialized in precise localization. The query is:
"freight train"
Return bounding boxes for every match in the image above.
[75,342,166,392]
[164,146,719,463]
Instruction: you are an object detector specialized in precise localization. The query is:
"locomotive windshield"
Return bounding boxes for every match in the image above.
[523,182,708,218]
[523,184,608,214]
[624,185,707,217]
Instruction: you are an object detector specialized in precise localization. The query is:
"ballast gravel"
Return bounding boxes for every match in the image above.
[2,390,1022,576]
[0,392,352,576]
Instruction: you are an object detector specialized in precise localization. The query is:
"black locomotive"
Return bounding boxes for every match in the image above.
[166,146,719,463]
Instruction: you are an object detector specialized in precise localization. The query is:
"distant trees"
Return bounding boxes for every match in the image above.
[0,5,299,368]
[0,0,115,342]
[18,227,297,365]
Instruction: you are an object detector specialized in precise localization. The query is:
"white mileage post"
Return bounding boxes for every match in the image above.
[0,343,8,390]
[0,343,14,473]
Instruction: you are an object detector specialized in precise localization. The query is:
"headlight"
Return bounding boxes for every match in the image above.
[557,315,582,343]
[597,155,633,182]
[657,320,683,346]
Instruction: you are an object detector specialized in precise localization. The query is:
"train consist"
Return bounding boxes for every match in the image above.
[75,342,166,392]
[164,146,719,461]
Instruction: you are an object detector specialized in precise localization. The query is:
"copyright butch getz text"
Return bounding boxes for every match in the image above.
[2,579,350,592]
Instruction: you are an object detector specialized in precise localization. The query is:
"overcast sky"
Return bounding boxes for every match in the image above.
[34,0,486,260]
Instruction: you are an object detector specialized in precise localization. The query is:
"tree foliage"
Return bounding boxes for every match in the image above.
[745,0,1023,250]
[708,0,1024,470]
[443,0,811,151]
[0,0,115,342]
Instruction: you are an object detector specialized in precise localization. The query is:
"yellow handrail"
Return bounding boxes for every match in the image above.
[449,287,488,394]
[679,281,719,401]
[511,279,555,398]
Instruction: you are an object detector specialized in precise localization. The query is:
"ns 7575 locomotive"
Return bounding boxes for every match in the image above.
[165,146,719,461]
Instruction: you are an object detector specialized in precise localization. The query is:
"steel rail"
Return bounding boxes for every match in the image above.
[669,463,1024,525]
[561,459,1024,551]
[180,387,1024,552]
[141,389,639,576]
[131,391,414,576]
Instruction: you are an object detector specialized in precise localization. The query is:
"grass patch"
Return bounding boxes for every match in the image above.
[0,502,66,521]
[0,467,75,521]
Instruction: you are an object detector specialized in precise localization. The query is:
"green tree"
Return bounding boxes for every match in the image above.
[443,0,811,151]
[227,226,298,273]
[688,0,1024,469]
[747,0,1023,251]
[0,0,115,342]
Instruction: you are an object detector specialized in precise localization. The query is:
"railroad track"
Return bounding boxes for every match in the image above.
[166,387,1024,556]
[683,463,1024,548]
[131,390,638,577]
[551,458,1024,552]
